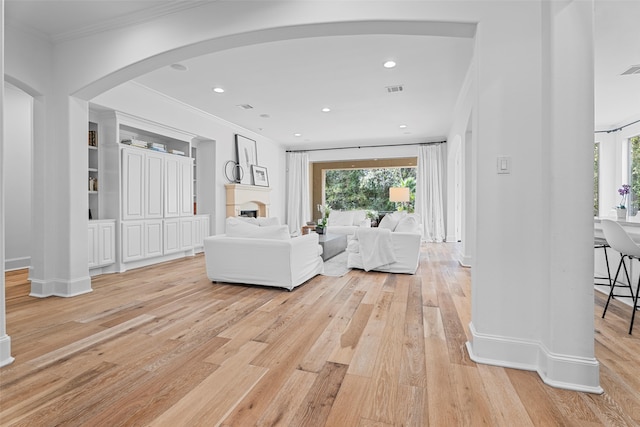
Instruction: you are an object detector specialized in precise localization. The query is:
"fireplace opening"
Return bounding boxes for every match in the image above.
[240,210,258,218]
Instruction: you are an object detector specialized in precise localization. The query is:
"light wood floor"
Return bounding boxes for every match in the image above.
[1,243,639,426]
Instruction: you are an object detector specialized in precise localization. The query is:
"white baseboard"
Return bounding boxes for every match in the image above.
[0,335,15,367]
[459,255,472,268]
[30,276,93,298]
[4,256,30,271]
[467,322,603,394]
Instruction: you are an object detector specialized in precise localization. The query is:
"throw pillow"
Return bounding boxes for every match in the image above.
[351,210,367,226]
[329,210,355,226]
[233,216,259,226]
[378,213,400,231]
[395,215,420,233]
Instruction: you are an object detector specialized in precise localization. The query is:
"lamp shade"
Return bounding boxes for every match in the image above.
[389,187,410,202]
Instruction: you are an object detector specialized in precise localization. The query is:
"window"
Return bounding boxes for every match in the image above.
[324,167,416,212]
[629,135,640,216]
[594,142,599,217]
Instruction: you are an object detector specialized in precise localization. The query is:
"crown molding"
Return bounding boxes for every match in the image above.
[51,2,210,44]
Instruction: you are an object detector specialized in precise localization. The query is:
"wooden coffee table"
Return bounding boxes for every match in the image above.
[318,233,347,261]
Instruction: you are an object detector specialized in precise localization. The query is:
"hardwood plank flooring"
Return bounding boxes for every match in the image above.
[2,243,640,426]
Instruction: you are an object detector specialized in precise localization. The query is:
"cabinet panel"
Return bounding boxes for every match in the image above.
[180,218,194,250]
[144,220,163,258]
[98,222,116,265]
[88,223,99,268]
[145,152,164,218]
[164,157,180,218]
[122,221,145,262]
[163,219,181,254]
[180,158,193,216]
[121,149,145,220]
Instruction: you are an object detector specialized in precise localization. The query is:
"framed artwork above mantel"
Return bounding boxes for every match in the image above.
[235,134,257,185]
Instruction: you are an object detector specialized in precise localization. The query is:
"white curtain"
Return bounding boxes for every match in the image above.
[417,144,446,242]
[286,152,310,235]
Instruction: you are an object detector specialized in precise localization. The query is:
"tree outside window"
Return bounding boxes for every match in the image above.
[629,135,640,216]
[324,167,416,213]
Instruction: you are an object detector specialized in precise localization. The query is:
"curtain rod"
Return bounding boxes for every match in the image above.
[594,119,640,134]
[285,140,445,153]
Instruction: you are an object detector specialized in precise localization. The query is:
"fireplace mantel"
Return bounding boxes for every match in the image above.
[225,184,271,217]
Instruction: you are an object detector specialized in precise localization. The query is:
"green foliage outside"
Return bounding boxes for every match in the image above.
[629,135,640,215]
[324,167,416,214]
[594,142,599,217]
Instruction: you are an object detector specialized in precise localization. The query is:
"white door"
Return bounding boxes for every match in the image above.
[192,217,203,248]
[164,156,180,218]
[145,152,164,219]
[163,218,181,254]
[122,221,144,262]
[144,219,163,258]
[121,148,145,220]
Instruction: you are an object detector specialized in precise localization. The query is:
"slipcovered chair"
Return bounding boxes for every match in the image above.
[204,217,323,291]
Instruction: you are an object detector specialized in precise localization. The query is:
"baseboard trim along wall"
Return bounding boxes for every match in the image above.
[466,322,603,394]
[29,276,93,298]
[0,335,15,368]
[4,256,30,272]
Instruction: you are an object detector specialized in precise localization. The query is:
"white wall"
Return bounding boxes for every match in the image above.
[91,82,286,235]
[3,83,32,270]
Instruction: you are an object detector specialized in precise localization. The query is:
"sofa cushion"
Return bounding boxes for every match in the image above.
[395,215,420,233]
[226,217,290,240]
[256,217,280,227]
[329,210,355,226]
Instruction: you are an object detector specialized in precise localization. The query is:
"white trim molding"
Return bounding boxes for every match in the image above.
[466,322,603,394]
[0,335,14,367]
[29,276,92,298]
[4,256,30,271]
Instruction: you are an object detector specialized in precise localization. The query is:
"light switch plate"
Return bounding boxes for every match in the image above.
[497,156,511,174]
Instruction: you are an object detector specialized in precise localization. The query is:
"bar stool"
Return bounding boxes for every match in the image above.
[594,236,612,287]
[600,219,640,334]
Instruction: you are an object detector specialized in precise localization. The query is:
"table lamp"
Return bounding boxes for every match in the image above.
[389,187,410,211]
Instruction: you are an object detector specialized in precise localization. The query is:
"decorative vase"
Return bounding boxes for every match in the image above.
[316,226,325,235]
[616,207,627,220]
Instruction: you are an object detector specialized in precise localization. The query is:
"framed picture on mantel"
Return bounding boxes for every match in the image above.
[235,134,257,185]
[252,165,269,187]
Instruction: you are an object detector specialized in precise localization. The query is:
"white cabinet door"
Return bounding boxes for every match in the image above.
[192,217,203,248]
[179,157,193,216]
[163,218,181,254]
[144,219,163,258]
[145,152,164,219]
[122,221,145,262]
[201,216,210,239]
[180,217,194,250]
[98,221,116,266]
[164,156,180,218]
[121,148,145,220]
[88,223,99,268]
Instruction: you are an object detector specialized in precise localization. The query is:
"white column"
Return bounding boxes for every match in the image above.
[467,0,601,393]
[460,129,475,267]
[0,0,15,367]
[29,92,92,298]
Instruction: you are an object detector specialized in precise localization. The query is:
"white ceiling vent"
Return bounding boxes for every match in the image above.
[621,65,640,76]
[386,85,404,93]
[237,104,254,110]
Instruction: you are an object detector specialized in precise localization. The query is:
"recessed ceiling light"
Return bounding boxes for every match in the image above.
[170,63,188,71]
[321,107,331,113]
[383,60,397,69]
[294,133,302,137]
[399,124,408,129]
[212,87,225,93]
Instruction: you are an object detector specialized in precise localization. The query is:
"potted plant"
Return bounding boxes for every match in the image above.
[616,184,630,220]
[316,204,330,234]
[366,210,379,227]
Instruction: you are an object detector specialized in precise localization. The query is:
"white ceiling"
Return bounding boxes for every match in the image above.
[6,1,640,147]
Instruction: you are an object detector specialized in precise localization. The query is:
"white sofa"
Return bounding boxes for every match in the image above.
[204,217,324,291]
[346,212,422,274]
[325,209,371,236]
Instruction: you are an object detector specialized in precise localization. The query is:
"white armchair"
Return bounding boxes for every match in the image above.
[204,231,324,291]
